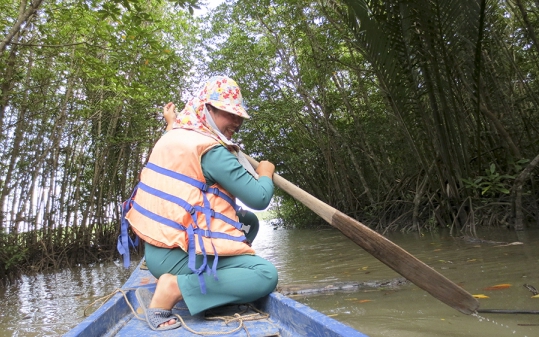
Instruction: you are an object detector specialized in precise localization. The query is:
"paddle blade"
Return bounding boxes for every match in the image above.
[332,211,479,314]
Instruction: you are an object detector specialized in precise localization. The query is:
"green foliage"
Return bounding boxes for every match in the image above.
[270,195,324,229]
[0,240,27,271]
[461,164,515,197]
[198,0,539,231]
[461,158,531,198]
[0,233,30,284]
[2,0,539,283]
[0,0,201,280]
[96,0,200,21]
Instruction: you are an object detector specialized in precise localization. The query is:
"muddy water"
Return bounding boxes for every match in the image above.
[1,224,538,336]
[276,227,539,337]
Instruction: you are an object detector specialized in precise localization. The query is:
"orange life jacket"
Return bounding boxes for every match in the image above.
[118,128,254,292]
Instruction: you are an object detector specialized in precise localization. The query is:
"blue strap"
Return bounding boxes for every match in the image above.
[196,224,211,290]
[206,208,244,231]
[201,193,213,237]
[132,202,187,231]
[209,241,219,281]
[138,182,195,214]
[192,228,246,241]
[138,178,243,232]
[118,187,139,268]
[131,236,139,248]
[145,162,238,209]
[186,222,210,294]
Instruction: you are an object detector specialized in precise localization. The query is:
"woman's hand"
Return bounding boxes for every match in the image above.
[164,102,176,131]
[256,160,275,179]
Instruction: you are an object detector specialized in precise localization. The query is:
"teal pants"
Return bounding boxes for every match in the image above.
[144,211,278,315]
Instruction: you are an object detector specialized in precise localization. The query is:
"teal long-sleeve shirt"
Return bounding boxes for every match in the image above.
[201,146,273,210]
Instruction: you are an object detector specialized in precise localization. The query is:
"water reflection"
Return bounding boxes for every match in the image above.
[1,224,539,336]
[0,262,134,336]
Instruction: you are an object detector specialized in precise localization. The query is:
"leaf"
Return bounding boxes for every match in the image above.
[484,284,511,291]
[357,299,373,303]
[531,295,539,298]
[473,294,490,299]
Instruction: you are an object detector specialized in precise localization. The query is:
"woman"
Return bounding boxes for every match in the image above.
[124,76,278,330]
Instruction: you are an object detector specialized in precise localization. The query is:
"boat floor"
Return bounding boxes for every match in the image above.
[108,297,281,337]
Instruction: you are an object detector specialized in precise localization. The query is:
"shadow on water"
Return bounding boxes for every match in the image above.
[1,224,539,336]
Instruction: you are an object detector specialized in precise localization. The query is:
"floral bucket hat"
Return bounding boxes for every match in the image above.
[200,76,250,119]
[175,76,250,141]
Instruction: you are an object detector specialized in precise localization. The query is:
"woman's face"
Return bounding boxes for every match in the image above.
[208,105,244,140]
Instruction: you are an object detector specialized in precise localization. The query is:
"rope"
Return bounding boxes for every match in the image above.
[83,288,271,336]
[83,288,144,320]
[203,304,272,337]
[206,303,270,324]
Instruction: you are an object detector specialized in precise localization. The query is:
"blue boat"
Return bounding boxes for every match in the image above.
[66,260,368,337]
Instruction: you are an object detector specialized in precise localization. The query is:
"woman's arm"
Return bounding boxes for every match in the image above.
[202,147,274,210]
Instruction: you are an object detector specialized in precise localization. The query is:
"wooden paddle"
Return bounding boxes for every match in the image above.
[245,155,479,315]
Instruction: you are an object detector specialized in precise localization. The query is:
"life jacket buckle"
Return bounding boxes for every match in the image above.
[241,223,251,233]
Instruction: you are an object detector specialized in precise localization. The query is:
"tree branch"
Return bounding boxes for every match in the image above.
[0,0,46,53]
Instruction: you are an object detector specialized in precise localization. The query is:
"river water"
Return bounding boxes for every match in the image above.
[1,223,538,336]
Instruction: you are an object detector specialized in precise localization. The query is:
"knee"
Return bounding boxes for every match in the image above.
[258,260,278,292]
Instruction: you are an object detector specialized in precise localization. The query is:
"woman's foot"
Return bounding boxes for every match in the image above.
[150,274,183,327]
[136,287,182,331]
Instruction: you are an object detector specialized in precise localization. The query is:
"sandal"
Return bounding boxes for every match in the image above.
[135,287,182,331]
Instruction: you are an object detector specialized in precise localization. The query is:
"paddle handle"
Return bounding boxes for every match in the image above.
[245,154,479,315]
[246,156,336,221]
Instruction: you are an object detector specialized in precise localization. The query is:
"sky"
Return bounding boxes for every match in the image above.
[193,0,225,16]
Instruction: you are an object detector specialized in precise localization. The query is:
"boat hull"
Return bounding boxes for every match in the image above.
[66,262,368,337]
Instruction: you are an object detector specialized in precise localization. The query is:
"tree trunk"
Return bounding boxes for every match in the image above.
[513,152,539,230]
